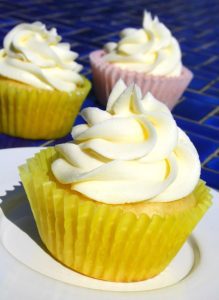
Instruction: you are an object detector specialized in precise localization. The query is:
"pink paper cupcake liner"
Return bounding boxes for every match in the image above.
[90,50,193,109]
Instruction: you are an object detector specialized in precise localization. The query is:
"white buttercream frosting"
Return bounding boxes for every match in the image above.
[104,11,182,77]
[0,22,83,92]
[52,80,200,204]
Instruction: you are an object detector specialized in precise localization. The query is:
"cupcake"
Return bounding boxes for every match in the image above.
[0,22,91,139]
[90,11,193,109]
[19,80,211,282]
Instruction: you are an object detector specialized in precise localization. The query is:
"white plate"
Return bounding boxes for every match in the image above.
[0,147,218,300]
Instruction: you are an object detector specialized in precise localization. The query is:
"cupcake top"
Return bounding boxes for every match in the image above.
[52,80,200,204]
[0,22,83,92]
[104,11,182,77]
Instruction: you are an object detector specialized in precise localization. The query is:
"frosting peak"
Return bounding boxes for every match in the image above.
[0,22,83,91]
[104,11,182,77]
[52,80,200,204]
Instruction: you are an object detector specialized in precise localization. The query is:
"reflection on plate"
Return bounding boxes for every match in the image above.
[0,147,219,300]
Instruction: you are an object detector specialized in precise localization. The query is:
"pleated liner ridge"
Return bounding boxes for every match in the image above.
[89,50,193,110]
[19,148,212,282]
[0,77,91,139]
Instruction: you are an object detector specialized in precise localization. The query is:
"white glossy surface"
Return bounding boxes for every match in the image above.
[0,147,218,299]
[0,147,42,196]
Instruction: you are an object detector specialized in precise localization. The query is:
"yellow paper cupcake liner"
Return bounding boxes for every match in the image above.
[0,77,91,139]
[19,148,212,282]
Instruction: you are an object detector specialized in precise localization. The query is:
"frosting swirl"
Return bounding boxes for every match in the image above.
[52,80,200,204]
[104,11,182,77]
[0,22,83,92]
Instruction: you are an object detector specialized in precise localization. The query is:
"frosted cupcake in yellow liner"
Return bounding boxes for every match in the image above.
[90,11,193,109]
[19,80,211,282]
[0,22,91,139]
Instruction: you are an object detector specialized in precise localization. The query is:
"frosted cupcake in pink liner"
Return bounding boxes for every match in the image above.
[89,11,193,109]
